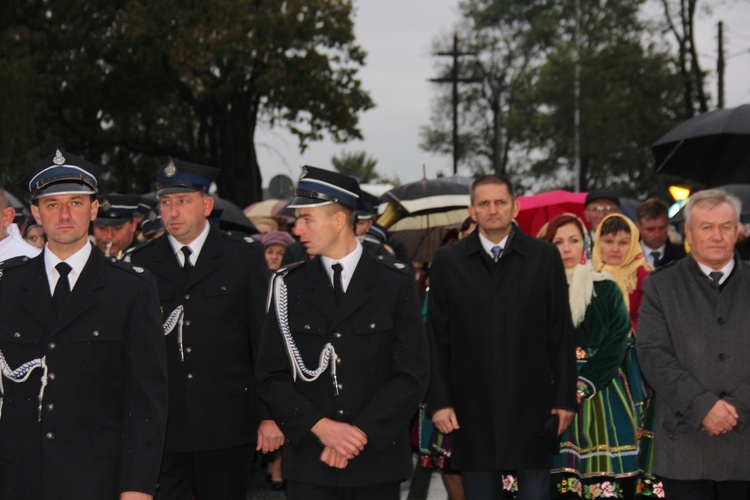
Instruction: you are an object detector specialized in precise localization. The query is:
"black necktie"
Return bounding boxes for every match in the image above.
[53,262,72,314]
[181,246,193,273]
[332,263,344,302]
[709,271,723,286]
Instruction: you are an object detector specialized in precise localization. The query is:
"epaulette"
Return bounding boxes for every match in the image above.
[374,254,409,273]
[0,255,34,270]
[275,260,306,278]
[107,257,150,279]
[223,230,259,246]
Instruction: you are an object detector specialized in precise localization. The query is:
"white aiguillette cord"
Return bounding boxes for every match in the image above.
[163,305,186,362]
[0,349,48,422]
[269,273,339,395]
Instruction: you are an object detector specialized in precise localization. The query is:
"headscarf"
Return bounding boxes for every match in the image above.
[592,213,652,311]
[543,213,611,327]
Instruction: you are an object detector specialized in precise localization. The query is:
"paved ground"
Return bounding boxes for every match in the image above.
[246,454,448,499]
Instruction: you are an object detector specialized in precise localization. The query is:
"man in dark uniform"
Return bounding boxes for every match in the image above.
[0,149,168,499]
[256,166,429,500]
[128,159,282,500]
[93,193,141,259]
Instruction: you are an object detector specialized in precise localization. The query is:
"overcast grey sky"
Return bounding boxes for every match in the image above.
[255,0,750,189]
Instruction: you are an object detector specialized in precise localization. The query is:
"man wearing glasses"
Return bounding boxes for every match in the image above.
[584,190,621,240]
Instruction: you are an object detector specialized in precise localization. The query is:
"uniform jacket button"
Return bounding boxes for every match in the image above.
[48,372,56,381]
[184,320,191,326]
[185,347,192,353]
[46,432,55,440]
[48,342,56,350]
[187,373,194,379]
[46,404,55,412]
[334,332,342,338]
[92,330,99,337]
[13,332,20,338]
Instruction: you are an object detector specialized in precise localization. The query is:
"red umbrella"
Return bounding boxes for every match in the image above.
[515,190,588,236]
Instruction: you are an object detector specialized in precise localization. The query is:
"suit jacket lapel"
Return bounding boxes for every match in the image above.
[186,227,223,287]
[332,252,374,328]
[53,247,106,333]
[21,255,56,332]
[306,257,337,323]
[150,235,186,287]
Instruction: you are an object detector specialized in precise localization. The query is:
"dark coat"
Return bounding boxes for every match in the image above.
[256,251,429,487]
[128,226,269,452]
[646,240,686,268]
[637,254,750,480]
[0,247,167,499]
[426,227,577,470]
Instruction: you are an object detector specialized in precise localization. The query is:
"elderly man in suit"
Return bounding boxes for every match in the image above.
[0,150,167,499]
[637,189,750,499]
[636,198,686,268]
[128,159,280,499]
[427,174,577,500]
[256,166,428,500]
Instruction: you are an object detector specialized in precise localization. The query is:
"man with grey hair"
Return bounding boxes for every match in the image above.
[637,189,750,499]
[0,187,41,260]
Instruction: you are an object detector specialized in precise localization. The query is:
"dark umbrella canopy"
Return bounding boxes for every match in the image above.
[210,196,256,233]
[384,178,470,215]
[653,104,750,186]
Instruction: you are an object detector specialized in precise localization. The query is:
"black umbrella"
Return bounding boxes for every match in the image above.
[210,196,257,233]
[653,104,750,186]
[379,177,471,229]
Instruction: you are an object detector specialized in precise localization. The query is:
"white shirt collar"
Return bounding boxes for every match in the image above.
[640,241,666,256]
[320,240,364,292]
[44,241,93,294]
[696,259,735,286]
[167,220,211,267]
[477,231,509,259]
[0,224,42,260]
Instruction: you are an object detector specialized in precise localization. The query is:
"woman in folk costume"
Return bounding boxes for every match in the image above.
[542,214,639,499]
[592,213,664,497]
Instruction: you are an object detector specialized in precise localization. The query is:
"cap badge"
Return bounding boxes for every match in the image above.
[100,198,111,211]
[148,210,158,222]
[132,266,144,273]
[300,166,308,180]
[164,160,177,177]
[53,149,66,166]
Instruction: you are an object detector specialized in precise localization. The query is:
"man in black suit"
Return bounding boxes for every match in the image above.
[128,159,282,499]
[0,150,168,499]
[427,174,577,500]
[637,198,686,268]
[256,166,428,500]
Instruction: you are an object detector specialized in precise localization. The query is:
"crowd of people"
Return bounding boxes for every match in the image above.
[0,149,747,500]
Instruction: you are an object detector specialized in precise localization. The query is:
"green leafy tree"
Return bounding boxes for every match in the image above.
[0,0,373,206]
[421,0,685,197]
[331,150,380,183]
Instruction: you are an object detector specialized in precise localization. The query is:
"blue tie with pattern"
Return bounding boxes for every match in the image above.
[491,246,503,263]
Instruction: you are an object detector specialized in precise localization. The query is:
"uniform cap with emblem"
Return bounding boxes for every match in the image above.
[95,193,141,226]
[20,149,100,201]
[140,208,164,237]
[355,190,380,220]
[288,165,361,211]
[154,159,219,196]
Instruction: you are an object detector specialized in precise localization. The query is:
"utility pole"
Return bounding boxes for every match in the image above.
[430,34,480,174]
[717,20,725,109]
[573,0,582,192]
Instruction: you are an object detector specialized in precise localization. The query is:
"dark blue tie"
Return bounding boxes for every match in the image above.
[709,271,723,286]
[491,246,503,263]
[651,251,661,267]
